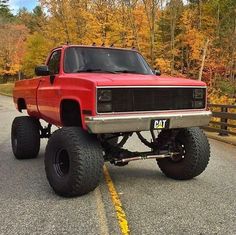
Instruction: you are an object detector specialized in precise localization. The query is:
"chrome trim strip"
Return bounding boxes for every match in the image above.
[85,110,212,134]
[96,108,207,115]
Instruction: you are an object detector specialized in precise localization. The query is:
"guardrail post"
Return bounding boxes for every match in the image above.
[219,107,229,136]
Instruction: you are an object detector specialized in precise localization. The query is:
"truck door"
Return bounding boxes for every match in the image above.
[37,49,62,125]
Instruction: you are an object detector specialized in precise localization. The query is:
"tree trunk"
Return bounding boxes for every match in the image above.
[142,0,159,66]
[217,2,220,39]
[181,45,184,74]
[170,5,177,75]
[150,0,156,66]
[199,0,202,29]
[198,39,210,81]
[127,1,140,49]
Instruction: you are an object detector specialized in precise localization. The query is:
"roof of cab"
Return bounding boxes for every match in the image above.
[51,44,137,52]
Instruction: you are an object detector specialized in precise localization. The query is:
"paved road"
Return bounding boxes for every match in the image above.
[0,95,236,235]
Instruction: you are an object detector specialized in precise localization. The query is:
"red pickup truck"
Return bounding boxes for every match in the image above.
[11,45,211,197]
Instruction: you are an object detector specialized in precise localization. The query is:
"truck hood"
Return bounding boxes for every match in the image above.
[66,73,206,87]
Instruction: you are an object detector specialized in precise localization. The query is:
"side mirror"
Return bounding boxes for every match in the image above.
[35,65,50,76]
[154,69,161,76]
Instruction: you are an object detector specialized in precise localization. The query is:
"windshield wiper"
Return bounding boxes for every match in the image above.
[115,70,140,74]
[76,68,117,74]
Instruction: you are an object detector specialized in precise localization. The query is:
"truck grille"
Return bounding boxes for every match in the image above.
[97,87,206,113]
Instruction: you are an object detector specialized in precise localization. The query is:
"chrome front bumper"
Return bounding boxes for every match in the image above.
[85,110,212,134]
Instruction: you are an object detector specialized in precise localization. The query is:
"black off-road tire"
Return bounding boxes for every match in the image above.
[11,116,40,159]
[157,127,210,180]
[45,127,104,197]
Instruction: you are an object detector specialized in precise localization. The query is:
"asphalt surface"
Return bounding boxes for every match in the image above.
[0,95,236,235]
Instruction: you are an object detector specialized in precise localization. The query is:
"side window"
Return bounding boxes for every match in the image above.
[48,50,61,74]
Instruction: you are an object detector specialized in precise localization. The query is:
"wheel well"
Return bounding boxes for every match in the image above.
[17,98,26,112]
[60,99,82,127]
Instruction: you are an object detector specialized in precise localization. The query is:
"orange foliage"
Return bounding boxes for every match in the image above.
[0,24,28,76]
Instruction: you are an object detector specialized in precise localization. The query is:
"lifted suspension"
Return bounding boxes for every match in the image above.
[39,123,52,138]
[113,152,178,165]
[103,130,181,166]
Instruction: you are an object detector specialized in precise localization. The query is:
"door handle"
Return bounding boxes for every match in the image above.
[40,78,46,82]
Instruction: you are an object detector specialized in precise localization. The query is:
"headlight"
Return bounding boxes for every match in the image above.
[192,88,206,109]
[97,89,112,113]
[194,89,204,99]
[98,89,112,102]
[97,103,112,112]
[192,100,204,108]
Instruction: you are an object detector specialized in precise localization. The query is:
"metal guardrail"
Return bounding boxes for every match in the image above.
[206,104,236,136]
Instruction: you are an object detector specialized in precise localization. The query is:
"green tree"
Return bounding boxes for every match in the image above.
[18,6,45,33]
[0,0,14,22]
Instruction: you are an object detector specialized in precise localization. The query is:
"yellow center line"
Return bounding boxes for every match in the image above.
[103,165,130,235]
[94,187,110,235]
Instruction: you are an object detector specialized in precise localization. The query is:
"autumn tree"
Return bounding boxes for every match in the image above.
[156,0,183,74]
[142,0,160,65]
[17,6,46,33]
[0,3,28,80]
[22,32,51,77]
[0,0,13,22]
[2,0,233,98]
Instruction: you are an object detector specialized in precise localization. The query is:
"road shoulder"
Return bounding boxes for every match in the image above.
[205,131,236,146]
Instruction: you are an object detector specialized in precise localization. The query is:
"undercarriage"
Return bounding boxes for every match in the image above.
[99,130,183,166]
[11,116,210,197]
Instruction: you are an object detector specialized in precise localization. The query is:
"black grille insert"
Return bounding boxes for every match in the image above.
[97,87,206,113]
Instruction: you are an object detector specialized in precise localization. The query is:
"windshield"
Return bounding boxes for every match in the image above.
[64,47,154,75]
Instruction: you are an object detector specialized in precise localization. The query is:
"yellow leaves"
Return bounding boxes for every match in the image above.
[155,58,171,74]
[3,0,231,98]
[38,1,152,51]
[180,8,194,30]
[178,9,205,62]
[208,88,235,105]
[0,23,28,76]
[22,32,52,77]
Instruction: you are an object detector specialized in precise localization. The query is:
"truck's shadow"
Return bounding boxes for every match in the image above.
[105,164,170,182]
[3,150,198,201]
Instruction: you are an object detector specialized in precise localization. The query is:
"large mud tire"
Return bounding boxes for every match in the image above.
[11,116,40,159]
[45,127,104,197]
[157,127,210,180]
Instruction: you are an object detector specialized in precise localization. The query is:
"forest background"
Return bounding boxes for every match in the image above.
[0,0,236,104]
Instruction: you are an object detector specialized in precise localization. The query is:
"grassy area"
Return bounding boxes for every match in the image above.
[0,83,14,96]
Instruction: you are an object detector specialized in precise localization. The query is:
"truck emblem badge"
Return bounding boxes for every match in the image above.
[154,120,167,129]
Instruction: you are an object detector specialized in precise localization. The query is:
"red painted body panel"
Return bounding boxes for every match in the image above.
[13,78,40,116]
[65,73,206,87]
[13,45,207,128]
